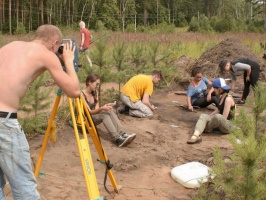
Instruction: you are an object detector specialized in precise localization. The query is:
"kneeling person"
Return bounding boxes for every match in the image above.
[118,70,163,118]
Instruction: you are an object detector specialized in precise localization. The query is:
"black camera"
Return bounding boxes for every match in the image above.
[57,38,79,72]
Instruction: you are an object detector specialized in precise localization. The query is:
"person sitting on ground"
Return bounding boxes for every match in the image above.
[187,67,219,111]
[82,73,136,147]
[118,70,163,118]
[219,58,260,105]
[187,78,236,144]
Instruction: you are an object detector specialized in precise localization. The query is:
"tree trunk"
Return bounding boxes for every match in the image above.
[40,0,44,24]
[0,0,2,31]
[9,0,11,34]
[29,0,32,32]
[144,1,147,27]
[264,0,266,32]
[16,0,18,28]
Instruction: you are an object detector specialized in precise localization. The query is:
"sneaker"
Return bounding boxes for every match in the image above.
[117,104,129,114]
[187,135,202,144]
[122,132,136,142]
[116,133,136,147]
[236,100,245,105]
[117,104,126,113]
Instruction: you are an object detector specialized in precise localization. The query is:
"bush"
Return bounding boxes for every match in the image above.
[125,24,136,32]
[14,22,27,35]
[188,14,213,33]
[188,17,200,32]
[95,20,106,31]
[136,25,146,32]
[157,22,176,34]
[175,12,188,27]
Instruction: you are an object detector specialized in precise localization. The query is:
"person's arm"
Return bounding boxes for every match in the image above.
[209,108,220,116]
[44,42,80,98]
[234,63,251,82]
[80,33,85,50]
[88,101,112,115]
[142,93,155,110]
[206,86,214,102]
[229,72,237,93]
[222,97,235,119]
[187,96,193,111]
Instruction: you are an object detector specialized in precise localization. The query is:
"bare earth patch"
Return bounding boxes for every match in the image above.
[4,38,266,200]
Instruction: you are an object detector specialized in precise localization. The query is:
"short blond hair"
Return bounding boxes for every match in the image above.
[79,21,86,29]
[35,24,62,43]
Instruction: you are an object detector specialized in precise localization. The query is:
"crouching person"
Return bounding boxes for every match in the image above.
[118,70,163,118]
[187,78,236,144]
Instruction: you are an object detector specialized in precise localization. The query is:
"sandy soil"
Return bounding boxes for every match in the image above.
[4,37,265,200]
[5,89,236,200]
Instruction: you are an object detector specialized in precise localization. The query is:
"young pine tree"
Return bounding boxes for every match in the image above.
[194,82,266,200]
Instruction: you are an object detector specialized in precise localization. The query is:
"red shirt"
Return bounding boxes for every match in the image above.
[80,28,91,49]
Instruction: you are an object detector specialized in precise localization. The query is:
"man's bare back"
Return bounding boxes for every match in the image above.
[0,31,80,112]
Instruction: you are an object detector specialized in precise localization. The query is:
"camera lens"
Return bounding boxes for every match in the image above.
[58,45,63,54]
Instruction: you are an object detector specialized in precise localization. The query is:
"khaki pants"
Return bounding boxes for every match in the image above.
[195,114,231,134]
[120,93,153,118]
[92,109,125,141]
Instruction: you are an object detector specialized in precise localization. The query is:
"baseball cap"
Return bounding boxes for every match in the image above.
[212,78,231,90]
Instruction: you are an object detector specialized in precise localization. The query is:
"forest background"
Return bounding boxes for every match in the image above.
[1,0,266,34]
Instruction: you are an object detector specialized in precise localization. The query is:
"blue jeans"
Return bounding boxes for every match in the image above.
[0,115,40,200]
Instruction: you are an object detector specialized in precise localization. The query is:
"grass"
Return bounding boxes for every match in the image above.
[2,31,265,59]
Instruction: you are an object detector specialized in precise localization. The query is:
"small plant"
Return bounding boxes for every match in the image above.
[19,73,53,136]
[193,82,266,199]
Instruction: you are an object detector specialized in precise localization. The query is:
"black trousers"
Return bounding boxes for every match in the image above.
[192,92,219,108]
[242,62,260,101]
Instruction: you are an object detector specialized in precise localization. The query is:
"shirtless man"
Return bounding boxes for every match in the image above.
[0,25,80,199]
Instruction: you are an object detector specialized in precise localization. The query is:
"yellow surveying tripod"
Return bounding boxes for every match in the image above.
[33,88,119,200]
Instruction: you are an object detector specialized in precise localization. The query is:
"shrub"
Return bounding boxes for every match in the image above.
[14,22,27,35]
[95,20,106,31]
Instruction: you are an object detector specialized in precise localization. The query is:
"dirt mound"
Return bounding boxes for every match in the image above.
[187,38,266,80]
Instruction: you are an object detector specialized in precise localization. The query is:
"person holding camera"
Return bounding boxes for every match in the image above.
[0,24,80,199]
[79,21,93,67]
[82,73,136,147]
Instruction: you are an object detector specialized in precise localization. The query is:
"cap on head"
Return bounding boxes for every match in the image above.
[219,60,228,70]
[212,78,231,90]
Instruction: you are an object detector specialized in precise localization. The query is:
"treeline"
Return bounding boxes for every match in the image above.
[0,0,265,34]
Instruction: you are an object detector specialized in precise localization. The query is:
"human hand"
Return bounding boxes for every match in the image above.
[102,104,112,111]
[206,94,211,102]
[62,40,75,66]
[246,76,250,82]
[188,105,193,111]
[106,101,116,107]
[151,105,156,110]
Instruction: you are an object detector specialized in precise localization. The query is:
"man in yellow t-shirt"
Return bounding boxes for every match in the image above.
[118,70,163,118]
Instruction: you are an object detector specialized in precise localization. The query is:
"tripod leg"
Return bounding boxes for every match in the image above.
[80,95,119,193]
[69,97,105,199]
[34,94,62,178]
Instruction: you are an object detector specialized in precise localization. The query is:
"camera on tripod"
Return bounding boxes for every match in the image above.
[57,38,79,72]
